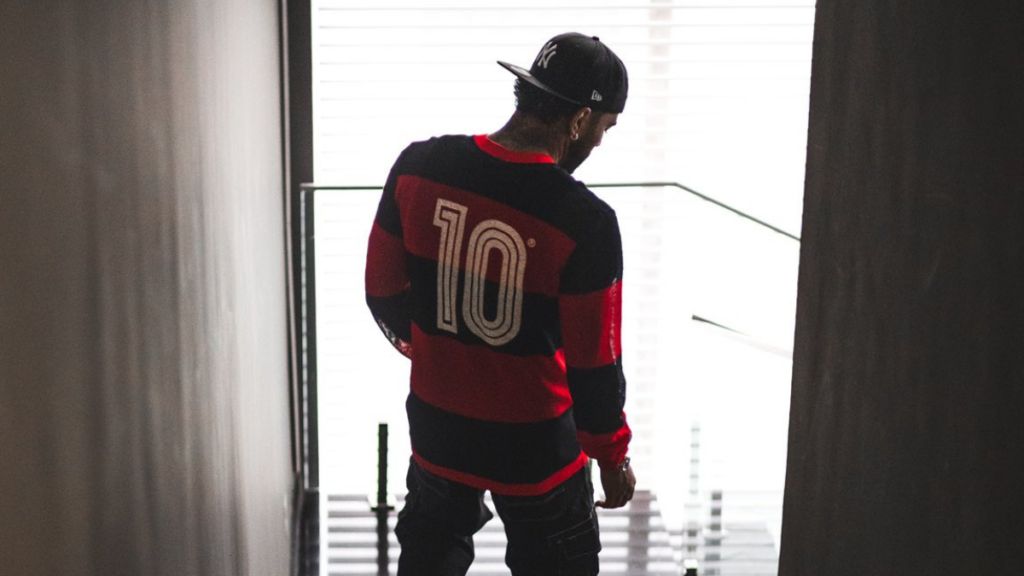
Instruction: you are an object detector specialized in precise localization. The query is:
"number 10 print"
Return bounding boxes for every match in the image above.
[433,198,527,346]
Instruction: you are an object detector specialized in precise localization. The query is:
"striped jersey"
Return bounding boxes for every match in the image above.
[365,134,631,496]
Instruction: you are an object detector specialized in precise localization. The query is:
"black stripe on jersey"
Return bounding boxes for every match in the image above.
[566,360,627,434]
[406,254,562,356]
[407,392,582,484]
[399,136,613,245]
[559,211,623,295]
[365,293,411,342]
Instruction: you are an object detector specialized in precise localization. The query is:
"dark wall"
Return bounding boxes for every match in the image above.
[0,1,293,574]
[780,1,1024,574]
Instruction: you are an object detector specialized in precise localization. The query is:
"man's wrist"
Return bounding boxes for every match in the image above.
[598,455,630,472]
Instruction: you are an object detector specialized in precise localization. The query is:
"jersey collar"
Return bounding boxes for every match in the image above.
[474,134,555,164]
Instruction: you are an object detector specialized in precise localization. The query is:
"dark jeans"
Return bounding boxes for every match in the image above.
[395,459,601,576]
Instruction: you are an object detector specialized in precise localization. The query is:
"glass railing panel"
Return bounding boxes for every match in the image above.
[309,182,798,575]
[313,189,412,500]
[589,184,797,563]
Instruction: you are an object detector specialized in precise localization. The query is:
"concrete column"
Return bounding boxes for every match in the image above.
[779,1,1024,574]
[0,1,293,574]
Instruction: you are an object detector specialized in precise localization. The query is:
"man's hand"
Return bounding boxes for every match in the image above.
[595,460,636,509]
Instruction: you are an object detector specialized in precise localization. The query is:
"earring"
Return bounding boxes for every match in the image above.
[571,133,579,141]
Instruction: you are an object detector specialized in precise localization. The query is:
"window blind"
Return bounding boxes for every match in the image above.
[313,0,814,232]
[311,3,813,567]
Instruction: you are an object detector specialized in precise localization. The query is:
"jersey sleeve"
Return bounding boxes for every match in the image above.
[559,209,632,470]
[365,152,412,358]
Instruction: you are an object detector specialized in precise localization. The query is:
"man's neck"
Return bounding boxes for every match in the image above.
[489,112,568,164]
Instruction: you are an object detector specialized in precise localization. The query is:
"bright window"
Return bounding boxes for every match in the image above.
[311,1,813,573]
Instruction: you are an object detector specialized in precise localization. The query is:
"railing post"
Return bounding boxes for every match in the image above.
[298,186,321,576]
[371,423,394,576]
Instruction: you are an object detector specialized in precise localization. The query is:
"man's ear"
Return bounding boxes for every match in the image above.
[569,107,593,138]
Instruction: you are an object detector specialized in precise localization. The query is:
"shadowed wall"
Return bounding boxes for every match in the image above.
[780,1,1024,574]
[0,1,293,574]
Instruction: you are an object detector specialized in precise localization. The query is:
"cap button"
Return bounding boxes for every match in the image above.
[592,36,600,41]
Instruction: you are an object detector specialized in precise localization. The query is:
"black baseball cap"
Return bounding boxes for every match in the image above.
[498,32,628,114]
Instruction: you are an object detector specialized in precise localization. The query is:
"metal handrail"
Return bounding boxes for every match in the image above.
[590,182,800,242]
[299,181,801,242]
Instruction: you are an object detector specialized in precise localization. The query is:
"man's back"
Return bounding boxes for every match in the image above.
[366,133,630,495]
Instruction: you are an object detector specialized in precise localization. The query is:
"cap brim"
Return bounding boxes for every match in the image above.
[497,61,584,107]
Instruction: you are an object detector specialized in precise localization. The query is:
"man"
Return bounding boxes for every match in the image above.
[365,32,635,576]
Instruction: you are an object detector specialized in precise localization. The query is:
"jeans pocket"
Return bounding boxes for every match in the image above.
[549,513,601,562]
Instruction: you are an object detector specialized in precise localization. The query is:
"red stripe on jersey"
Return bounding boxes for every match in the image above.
[413,450,588,496]
[410,324,573,423]
[560,280,623,369]
[394,175,576,298]
[577,423,632,470]
[474,134,555,164]
[365,221,409,297]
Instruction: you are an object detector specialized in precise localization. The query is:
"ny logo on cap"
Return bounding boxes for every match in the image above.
[536,42,557,69]
[591,90,603,102]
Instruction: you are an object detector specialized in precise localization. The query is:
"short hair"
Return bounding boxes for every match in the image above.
[514,78,583,123]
